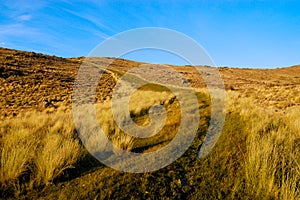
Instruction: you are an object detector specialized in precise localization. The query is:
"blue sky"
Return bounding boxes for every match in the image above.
[0,0,299,68]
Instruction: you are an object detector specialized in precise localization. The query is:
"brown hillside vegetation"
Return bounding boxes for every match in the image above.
[1,47,300,119]
[0,47,300,199]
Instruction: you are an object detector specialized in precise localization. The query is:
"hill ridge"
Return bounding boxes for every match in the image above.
[1,47,300,119]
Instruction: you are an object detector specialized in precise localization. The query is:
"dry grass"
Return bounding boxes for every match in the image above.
[33,131,81,186]
[29,91,299,199]
[94,87,183,152]
[1,89,299,199]
[0,84,189,196]
[227,91,300,199]
[1,48,300,199]
[0,129,36,187]
[0,109,82,195]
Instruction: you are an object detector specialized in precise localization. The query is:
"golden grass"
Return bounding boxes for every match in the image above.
[0,109,82,193]
[94,91,177,154]
[2,47,300,198]
[33,130,81,186]
[1,88,300,199]
[0,86,186,194]
[0,129,36,187]
[227,91,300,199]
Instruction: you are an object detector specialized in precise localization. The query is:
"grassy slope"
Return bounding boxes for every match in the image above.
[0,48,300,199]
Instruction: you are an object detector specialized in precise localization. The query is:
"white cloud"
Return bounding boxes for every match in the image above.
[0,23,42,37]
[17,14,32,21]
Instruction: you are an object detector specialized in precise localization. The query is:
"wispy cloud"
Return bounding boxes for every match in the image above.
[0,23,42,36]
[17,14,32,21]
[62,7,115,33]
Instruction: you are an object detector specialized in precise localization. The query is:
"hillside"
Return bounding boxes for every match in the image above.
[0,48,300,199]
[1,47,300,119]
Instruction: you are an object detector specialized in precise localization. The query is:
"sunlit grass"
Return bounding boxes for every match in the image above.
[1,90,300,199]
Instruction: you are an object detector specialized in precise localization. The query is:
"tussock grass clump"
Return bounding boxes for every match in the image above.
[33,128,81,186]
[227,91,300,200]
[0,110,82,195]
[111,128,136,153]
[0,129,36,187]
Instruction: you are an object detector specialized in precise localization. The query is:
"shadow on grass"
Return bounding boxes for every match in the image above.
[54,150,105,184]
